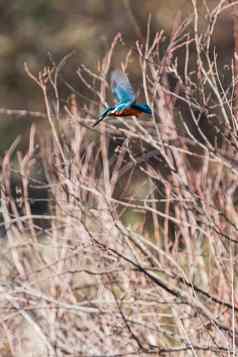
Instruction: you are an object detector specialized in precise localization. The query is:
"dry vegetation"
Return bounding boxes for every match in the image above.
[1,2,238,356]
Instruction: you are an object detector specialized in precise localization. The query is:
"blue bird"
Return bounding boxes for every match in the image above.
[93,70,152,126]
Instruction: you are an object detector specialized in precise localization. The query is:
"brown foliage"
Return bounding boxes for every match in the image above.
[1,3,238,356]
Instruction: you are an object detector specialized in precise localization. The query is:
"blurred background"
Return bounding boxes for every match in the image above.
[0,0,234,154]
[0,0,233,107]
[0,3,237,352]
[0,1,234,215]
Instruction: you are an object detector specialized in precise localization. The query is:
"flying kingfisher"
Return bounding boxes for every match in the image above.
[93,69,152,126]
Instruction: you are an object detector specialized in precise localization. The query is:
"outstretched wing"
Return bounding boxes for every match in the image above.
[111,70,136,103]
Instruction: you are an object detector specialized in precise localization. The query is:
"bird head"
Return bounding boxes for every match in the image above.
[142,104,152,114]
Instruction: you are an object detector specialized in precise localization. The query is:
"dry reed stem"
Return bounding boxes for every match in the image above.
[1,4,238,355]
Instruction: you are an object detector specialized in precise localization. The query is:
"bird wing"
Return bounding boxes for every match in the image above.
[111,70,136,103]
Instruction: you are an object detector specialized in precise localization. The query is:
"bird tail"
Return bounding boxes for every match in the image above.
[93,116,105,127]
[93,107,112,127]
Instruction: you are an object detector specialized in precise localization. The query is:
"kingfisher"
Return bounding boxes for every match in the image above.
[93,69,152,126]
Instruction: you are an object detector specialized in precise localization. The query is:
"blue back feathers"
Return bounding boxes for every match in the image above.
[132,103,152,115]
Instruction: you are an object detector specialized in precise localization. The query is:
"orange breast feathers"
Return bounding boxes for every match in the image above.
[112,108,142,117]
